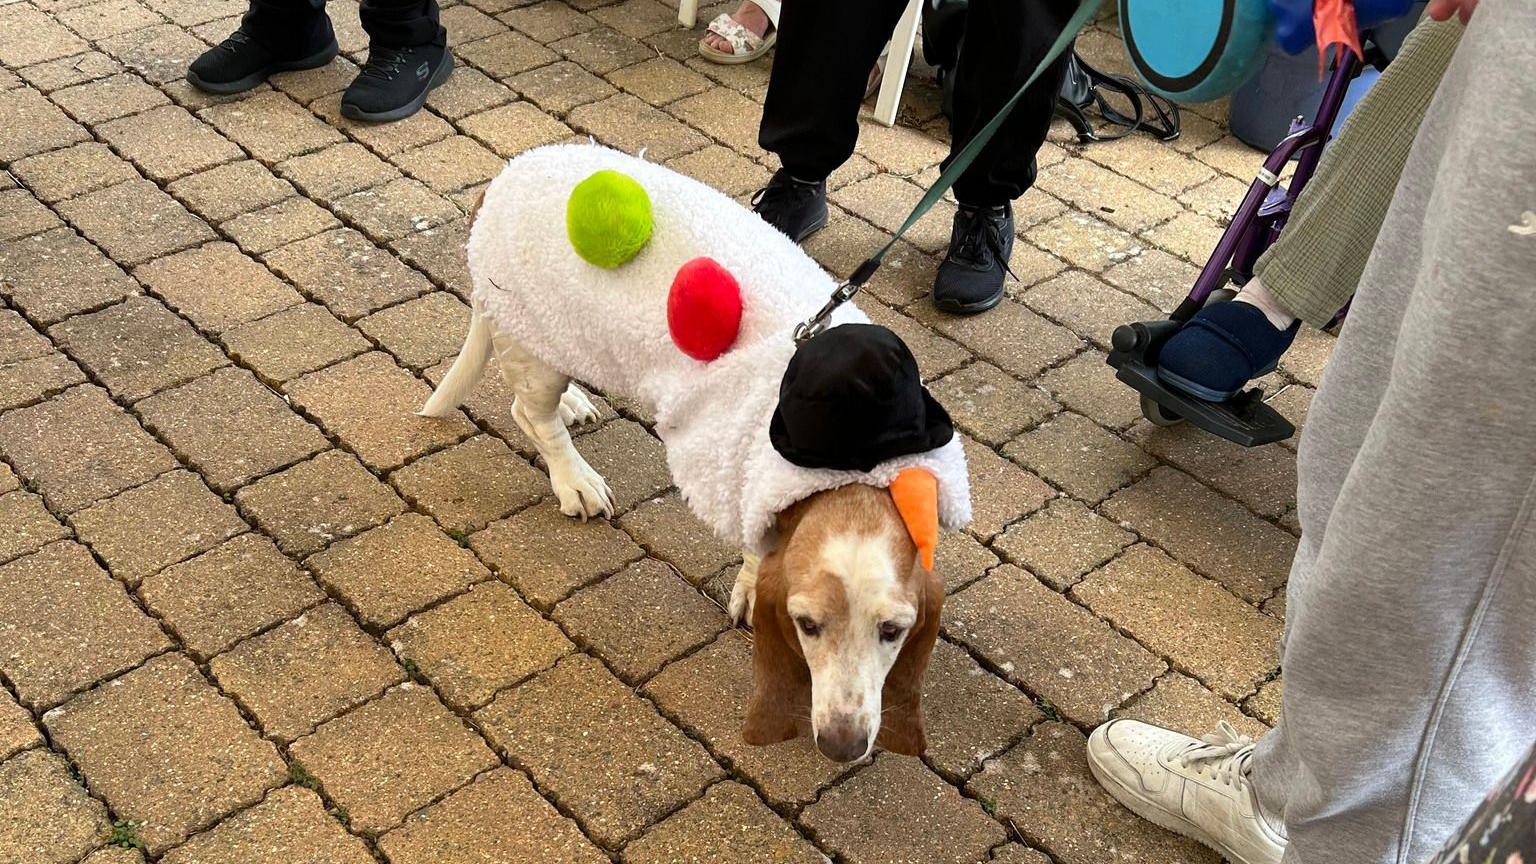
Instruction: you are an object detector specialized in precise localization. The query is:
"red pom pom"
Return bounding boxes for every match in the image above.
[668,257,742,362]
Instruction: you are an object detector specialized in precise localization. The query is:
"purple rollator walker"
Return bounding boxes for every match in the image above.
[1106,51,1362,447]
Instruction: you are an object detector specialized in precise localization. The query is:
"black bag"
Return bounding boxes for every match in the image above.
[921,0,1180,143]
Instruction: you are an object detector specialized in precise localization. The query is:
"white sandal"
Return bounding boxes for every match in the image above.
[699,12,777,64]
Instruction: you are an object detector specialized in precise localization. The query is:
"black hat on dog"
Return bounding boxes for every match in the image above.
[770,323,954,472]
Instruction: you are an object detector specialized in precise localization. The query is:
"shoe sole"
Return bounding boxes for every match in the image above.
[1086,750,1279,864]
[932,289,1003,316]
[1156,359,1281,403]
[186,41,339,95]
[789,209,827,244]
[340,52,453,123]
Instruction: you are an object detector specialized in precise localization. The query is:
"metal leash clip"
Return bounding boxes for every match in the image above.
[792,258,881,345]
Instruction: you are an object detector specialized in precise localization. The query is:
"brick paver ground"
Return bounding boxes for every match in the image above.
[0,1,1320,860]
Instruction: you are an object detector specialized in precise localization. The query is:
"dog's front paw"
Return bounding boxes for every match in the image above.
[550,460,615,521]
[729,556,759,627]
[558,385,601,428]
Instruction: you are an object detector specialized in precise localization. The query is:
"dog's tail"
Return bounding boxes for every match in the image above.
[418,304,492,417]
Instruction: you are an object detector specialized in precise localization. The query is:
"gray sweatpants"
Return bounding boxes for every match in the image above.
[1250,4,1536,864]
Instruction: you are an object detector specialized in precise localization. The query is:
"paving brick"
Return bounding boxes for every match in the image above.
[211,602,405,740]
[1102,467,1295,603]
[388,580,572,709]
[378,767,607,864]
[424,65,514,119]
[992,845,1054,864]
[801,755,1005,864]
[923,639,1042,781]
[200,91,344,161]
[0,350,86,412]
[476,654,723,847]
[57,178,215,267]
[56,0,162,39]
[51,295,229,402]
[607,56,711,105]
[135,242,302,334]
[81,847,144,864]
[0,488,70,562]
[45,654,286,853]
[571,419,670,513]
[550,25,651,74]
[389,434,545,535]
[1145,211,1226,265]
[455,29,557,78]
[554,558,727,683]
[0,749,109,864]
[312,92,454,156]
[0,3,88,66]
[1246,675,1282,726]
[1073,545,1280,700]
[96,104,243,182]
[309,512,489,628]
[668,86,763,157]
[460,100,574,157]
[618,492,738,585]
[277,141,398,203]
[936,531,1000,594]
[16,50,121,92]
[1034,157,1181,234]
[221,303,370,384]
[967,722,1218,864]
[391,218,473,298]
[1036,349,1144,431]
[507,59,615,113]
[1005,413,1154,505]
[642,632,843,805]
[224,194,342,254]
[334,177,461,244]
[1021,271,1161,352]
[1025,211,1143,273]
[287,352,474,470]
[471,501,644,610]
[290,684,499,834]
[930,362,1057,447]
[832,173,954,254]
[918,299,1082,381]
[160,785,373,864]
[69,469,246,585]
[0,385,177,513]
[1117,671,1268,739]
[854,115,951,177]
[169,160,295,223]
[235,450,406,556]
[0,188,60,240]
[1083,133,1218,197]
[98,24,205,83]
[356,291,470,369]
[587,0,674,37]
[0,87,88,162]
[944,565,1164,725]
[139,532,325,659]
[623,781,823,864]
[1131,420,1299,519]
[0,227,139,325]
[10,142,135,205]
[51,72,166,127]
[1279,326,1333,388]
[500,0,596,41]
[568,93,707,161]
[140,0,243,27]
[993,498,1134,590]
[0,310,49,365]
[963,438,1054,541]
[860,300,972,379]
[0,689,43,760]
[265,228,432,321]
[1101,246,1199,313]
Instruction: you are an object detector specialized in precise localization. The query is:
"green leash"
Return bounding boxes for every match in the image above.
[794,0,1105,343]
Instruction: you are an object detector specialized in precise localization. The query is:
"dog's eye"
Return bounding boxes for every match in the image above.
[795,617,821,637]
[879,622,905,643]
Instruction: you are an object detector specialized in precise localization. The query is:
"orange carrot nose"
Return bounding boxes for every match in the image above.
[889,468,939,571]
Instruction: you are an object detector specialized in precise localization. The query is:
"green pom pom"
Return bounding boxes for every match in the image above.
[566,170,653,269]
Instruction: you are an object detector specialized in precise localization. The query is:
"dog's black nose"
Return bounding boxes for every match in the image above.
[816,724,870,763]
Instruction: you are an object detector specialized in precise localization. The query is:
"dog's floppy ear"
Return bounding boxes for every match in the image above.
[743,547,810,745]
[875,564,942,755]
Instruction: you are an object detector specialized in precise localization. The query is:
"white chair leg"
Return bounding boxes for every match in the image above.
[874,0,922,127]
[678,0,698,28]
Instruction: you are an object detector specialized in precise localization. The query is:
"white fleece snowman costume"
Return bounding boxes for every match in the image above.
[469,144,970,555]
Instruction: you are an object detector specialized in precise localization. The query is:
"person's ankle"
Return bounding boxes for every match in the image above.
[1234,280,1299,331]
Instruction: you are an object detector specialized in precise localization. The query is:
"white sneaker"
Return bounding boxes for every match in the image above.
[1086,719,1288,864]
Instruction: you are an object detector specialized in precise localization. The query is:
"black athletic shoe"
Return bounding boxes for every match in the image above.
[751,169,828,243]
[187,27,338,95]
[341,42,452,123]
[933,202,1014,314]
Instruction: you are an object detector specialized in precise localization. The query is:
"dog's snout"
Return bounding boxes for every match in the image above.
[816,720,870,763]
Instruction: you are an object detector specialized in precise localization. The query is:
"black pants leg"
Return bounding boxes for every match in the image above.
[240,0,331,56]
[946,0,1074,207]
[758,0,910,182]
[359,0,445,48]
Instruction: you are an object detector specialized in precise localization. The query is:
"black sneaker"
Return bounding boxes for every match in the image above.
[187,27,339,95]
[341,42,452,123]
[751,169,828,243]
[933,202,1014,314]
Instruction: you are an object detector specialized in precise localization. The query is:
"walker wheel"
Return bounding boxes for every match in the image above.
[1141,394,1185,427]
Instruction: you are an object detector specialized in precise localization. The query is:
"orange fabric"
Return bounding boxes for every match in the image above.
[890,468,939,571]
[1315,0,1364,73]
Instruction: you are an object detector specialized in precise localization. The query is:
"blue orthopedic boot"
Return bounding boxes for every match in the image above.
[1156,301,1301,402]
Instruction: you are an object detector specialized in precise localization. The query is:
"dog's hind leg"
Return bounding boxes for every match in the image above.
[490,333,615,520]
[419,302,493,417]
